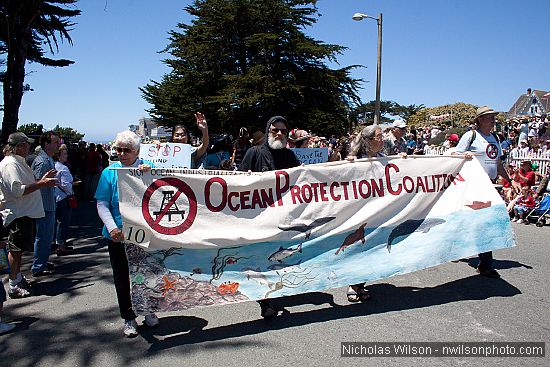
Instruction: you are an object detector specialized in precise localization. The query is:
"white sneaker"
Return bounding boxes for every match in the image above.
[0,322,15,335]
[144,313,159,327]
[517,219,523,224]
[8,284,33,299]
[511,218,517,222]
[123,319,138,338]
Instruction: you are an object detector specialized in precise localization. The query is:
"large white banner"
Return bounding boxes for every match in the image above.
[117,156,515,314]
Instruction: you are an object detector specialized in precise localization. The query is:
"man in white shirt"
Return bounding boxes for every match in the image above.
[0,133,57,298]
[455,106,511,278]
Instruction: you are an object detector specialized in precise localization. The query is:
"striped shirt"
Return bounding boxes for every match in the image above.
[31,150,57,212]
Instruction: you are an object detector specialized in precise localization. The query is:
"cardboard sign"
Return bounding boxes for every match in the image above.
[291,148,329,165]
[139,143,193,168]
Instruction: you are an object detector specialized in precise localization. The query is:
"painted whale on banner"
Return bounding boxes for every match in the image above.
[268,244,302,262]
[386,218,446,253]
[278,216,336,240]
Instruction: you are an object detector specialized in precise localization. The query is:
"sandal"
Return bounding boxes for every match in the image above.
[357,288,372,302]
[347,290,361,303]
[347,285,371,303]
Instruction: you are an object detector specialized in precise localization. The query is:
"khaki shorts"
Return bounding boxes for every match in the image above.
[7,217,36,252]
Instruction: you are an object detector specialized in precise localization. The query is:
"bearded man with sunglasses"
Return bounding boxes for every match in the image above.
[239,116,300,173]
[238,116,300,317]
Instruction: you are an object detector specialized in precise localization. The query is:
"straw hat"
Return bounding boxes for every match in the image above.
[474,106,498,122]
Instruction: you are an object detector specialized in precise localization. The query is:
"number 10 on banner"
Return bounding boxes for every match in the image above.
[123,223,152,248]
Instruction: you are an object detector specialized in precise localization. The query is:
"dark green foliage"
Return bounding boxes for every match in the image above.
[18,123,84,144]
[142,0,362,136]
[0,0,80,142]
[53,125,84,144]
[17,123,44,137]
[350,100,425,126]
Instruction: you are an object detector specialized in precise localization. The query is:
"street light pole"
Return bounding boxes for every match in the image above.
[374,13,382,125]
[352,12,383,125]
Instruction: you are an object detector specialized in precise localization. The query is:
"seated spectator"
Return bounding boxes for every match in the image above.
[511,186,536,224]
[512,160,536,192]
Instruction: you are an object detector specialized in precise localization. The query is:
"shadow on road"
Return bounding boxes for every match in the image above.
[142,274,521,354]
[458,257,533,270]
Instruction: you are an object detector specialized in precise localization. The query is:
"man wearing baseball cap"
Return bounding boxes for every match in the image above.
[444,133,460,155]
[0,132,58,298]
[454,106,512,278]
[383,119,408,155]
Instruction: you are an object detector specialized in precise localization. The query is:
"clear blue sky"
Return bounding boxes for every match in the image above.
[9,0,550,142]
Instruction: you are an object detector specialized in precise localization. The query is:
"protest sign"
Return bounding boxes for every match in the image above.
[291,147,329,165]
[139,143,193,168]
[117,156,515,314]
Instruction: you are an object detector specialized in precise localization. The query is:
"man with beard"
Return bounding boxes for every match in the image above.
[239,116,300,172]
[239,116,300,317]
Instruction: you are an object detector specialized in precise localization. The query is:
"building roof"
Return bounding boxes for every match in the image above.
[507,89,549,117]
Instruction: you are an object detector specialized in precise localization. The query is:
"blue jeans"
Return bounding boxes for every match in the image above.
[55,198,72,246]
[32,211,56,274]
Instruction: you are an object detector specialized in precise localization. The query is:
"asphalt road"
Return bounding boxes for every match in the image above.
[1,200,548,367]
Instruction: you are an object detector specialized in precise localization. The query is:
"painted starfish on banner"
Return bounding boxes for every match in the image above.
[161,275,177,297]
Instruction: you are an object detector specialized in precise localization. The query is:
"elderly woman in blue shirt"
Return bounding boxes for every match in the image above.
[95,130,158,338]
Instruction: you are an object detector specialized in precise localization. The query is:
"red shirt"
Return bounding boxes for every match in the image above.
[514,170,536,187]
[516,195,535,208]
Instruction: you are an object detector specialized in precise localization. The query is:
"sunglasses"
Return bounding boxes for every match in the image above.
[115,147,133,154]
[270,128,288,134]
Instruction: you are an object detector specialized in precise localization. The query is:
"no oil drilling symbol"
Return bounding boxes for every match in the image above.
[142,177,197,235]
[486,143,498,159]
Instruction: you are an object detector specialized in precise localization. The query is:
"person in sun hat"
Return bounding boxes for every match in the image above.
[454,106,512,278]
[292,130,311,148]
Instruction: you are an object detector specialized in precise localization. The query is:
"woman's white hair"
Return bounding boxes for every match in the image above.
[350,125,382,156]
[113,130,141,151]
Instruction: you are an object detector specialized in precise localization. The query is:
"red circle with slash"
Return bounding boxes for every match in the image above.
[142,178,197,235]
